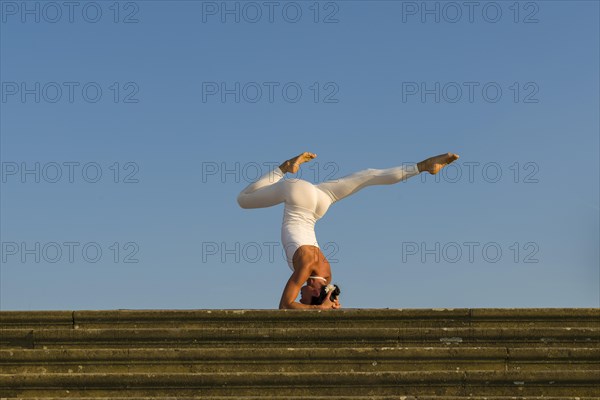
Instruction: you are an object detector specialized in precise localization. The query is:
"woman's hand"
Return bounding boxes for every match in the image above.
[319,291,341,310]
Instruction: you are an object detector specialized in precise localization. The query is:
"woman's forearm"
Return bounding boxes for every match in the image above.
[279,301,321,310]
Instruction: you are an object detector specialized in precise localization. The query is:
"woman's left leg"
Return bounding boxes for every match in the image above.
[315,163,421,204]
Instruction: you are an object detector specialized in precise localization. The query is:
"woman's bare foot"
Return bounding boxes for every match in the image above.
[417,153,460,175]
[279,152,317,174]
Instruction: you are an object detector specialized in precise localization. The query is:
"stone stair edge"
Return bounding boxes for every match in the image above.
[0,369,597,384]
[0,395,598,400]
[1,346,599,361]
[1,308,599,324]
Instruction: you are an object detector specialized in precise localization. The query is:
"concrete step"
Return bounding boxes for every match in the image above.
[1,309,597,398]
[0,370,597,397]
[1,309,598,330]
[1,347,598,374]
[1,397,599,400]
[2,327,598,349]
[1,395,598,400]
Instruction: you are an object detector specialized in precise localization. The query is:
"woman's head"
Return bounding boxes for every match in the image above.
[299,284,320,304]
[299,278,325,305]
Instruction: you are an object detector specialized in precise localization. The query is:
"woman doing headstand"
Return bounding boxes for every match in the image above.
[237,152,459,310]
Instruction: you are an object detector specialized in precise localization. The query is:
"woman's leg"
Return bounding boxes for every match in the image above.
[315,163,421,203]
[237,152,317,209]
[236,167,287,209]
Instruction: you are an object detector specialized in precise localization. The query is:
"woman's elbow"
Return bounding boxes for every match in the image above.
[279,298,293,310]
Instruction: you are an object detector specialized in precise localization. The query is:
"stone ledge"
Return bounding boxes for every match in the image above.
[1,308,599,324]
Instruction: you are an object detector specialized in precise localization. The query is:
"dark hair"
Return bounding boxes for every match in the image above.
[310,284,340,305]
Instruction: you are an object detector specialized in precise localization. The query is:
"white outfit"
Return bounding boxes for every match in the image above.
[237,163,421,271]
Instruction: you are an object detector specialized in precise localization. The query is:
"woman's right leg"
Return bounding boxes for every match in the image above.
[236,167,287,209]
[236,152,317,209]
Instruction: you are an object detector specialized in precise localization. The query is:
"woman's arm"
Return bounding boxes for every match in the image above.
[278,259,340,310]
[279,266,320,310]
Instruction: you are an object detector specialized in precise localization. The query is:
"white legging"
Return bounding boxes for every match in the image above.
[237,162,421,269]
[238,163,421,210]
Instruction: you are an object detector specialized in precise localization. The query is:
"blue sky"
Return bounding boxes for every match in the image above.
[1,0,598,310]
